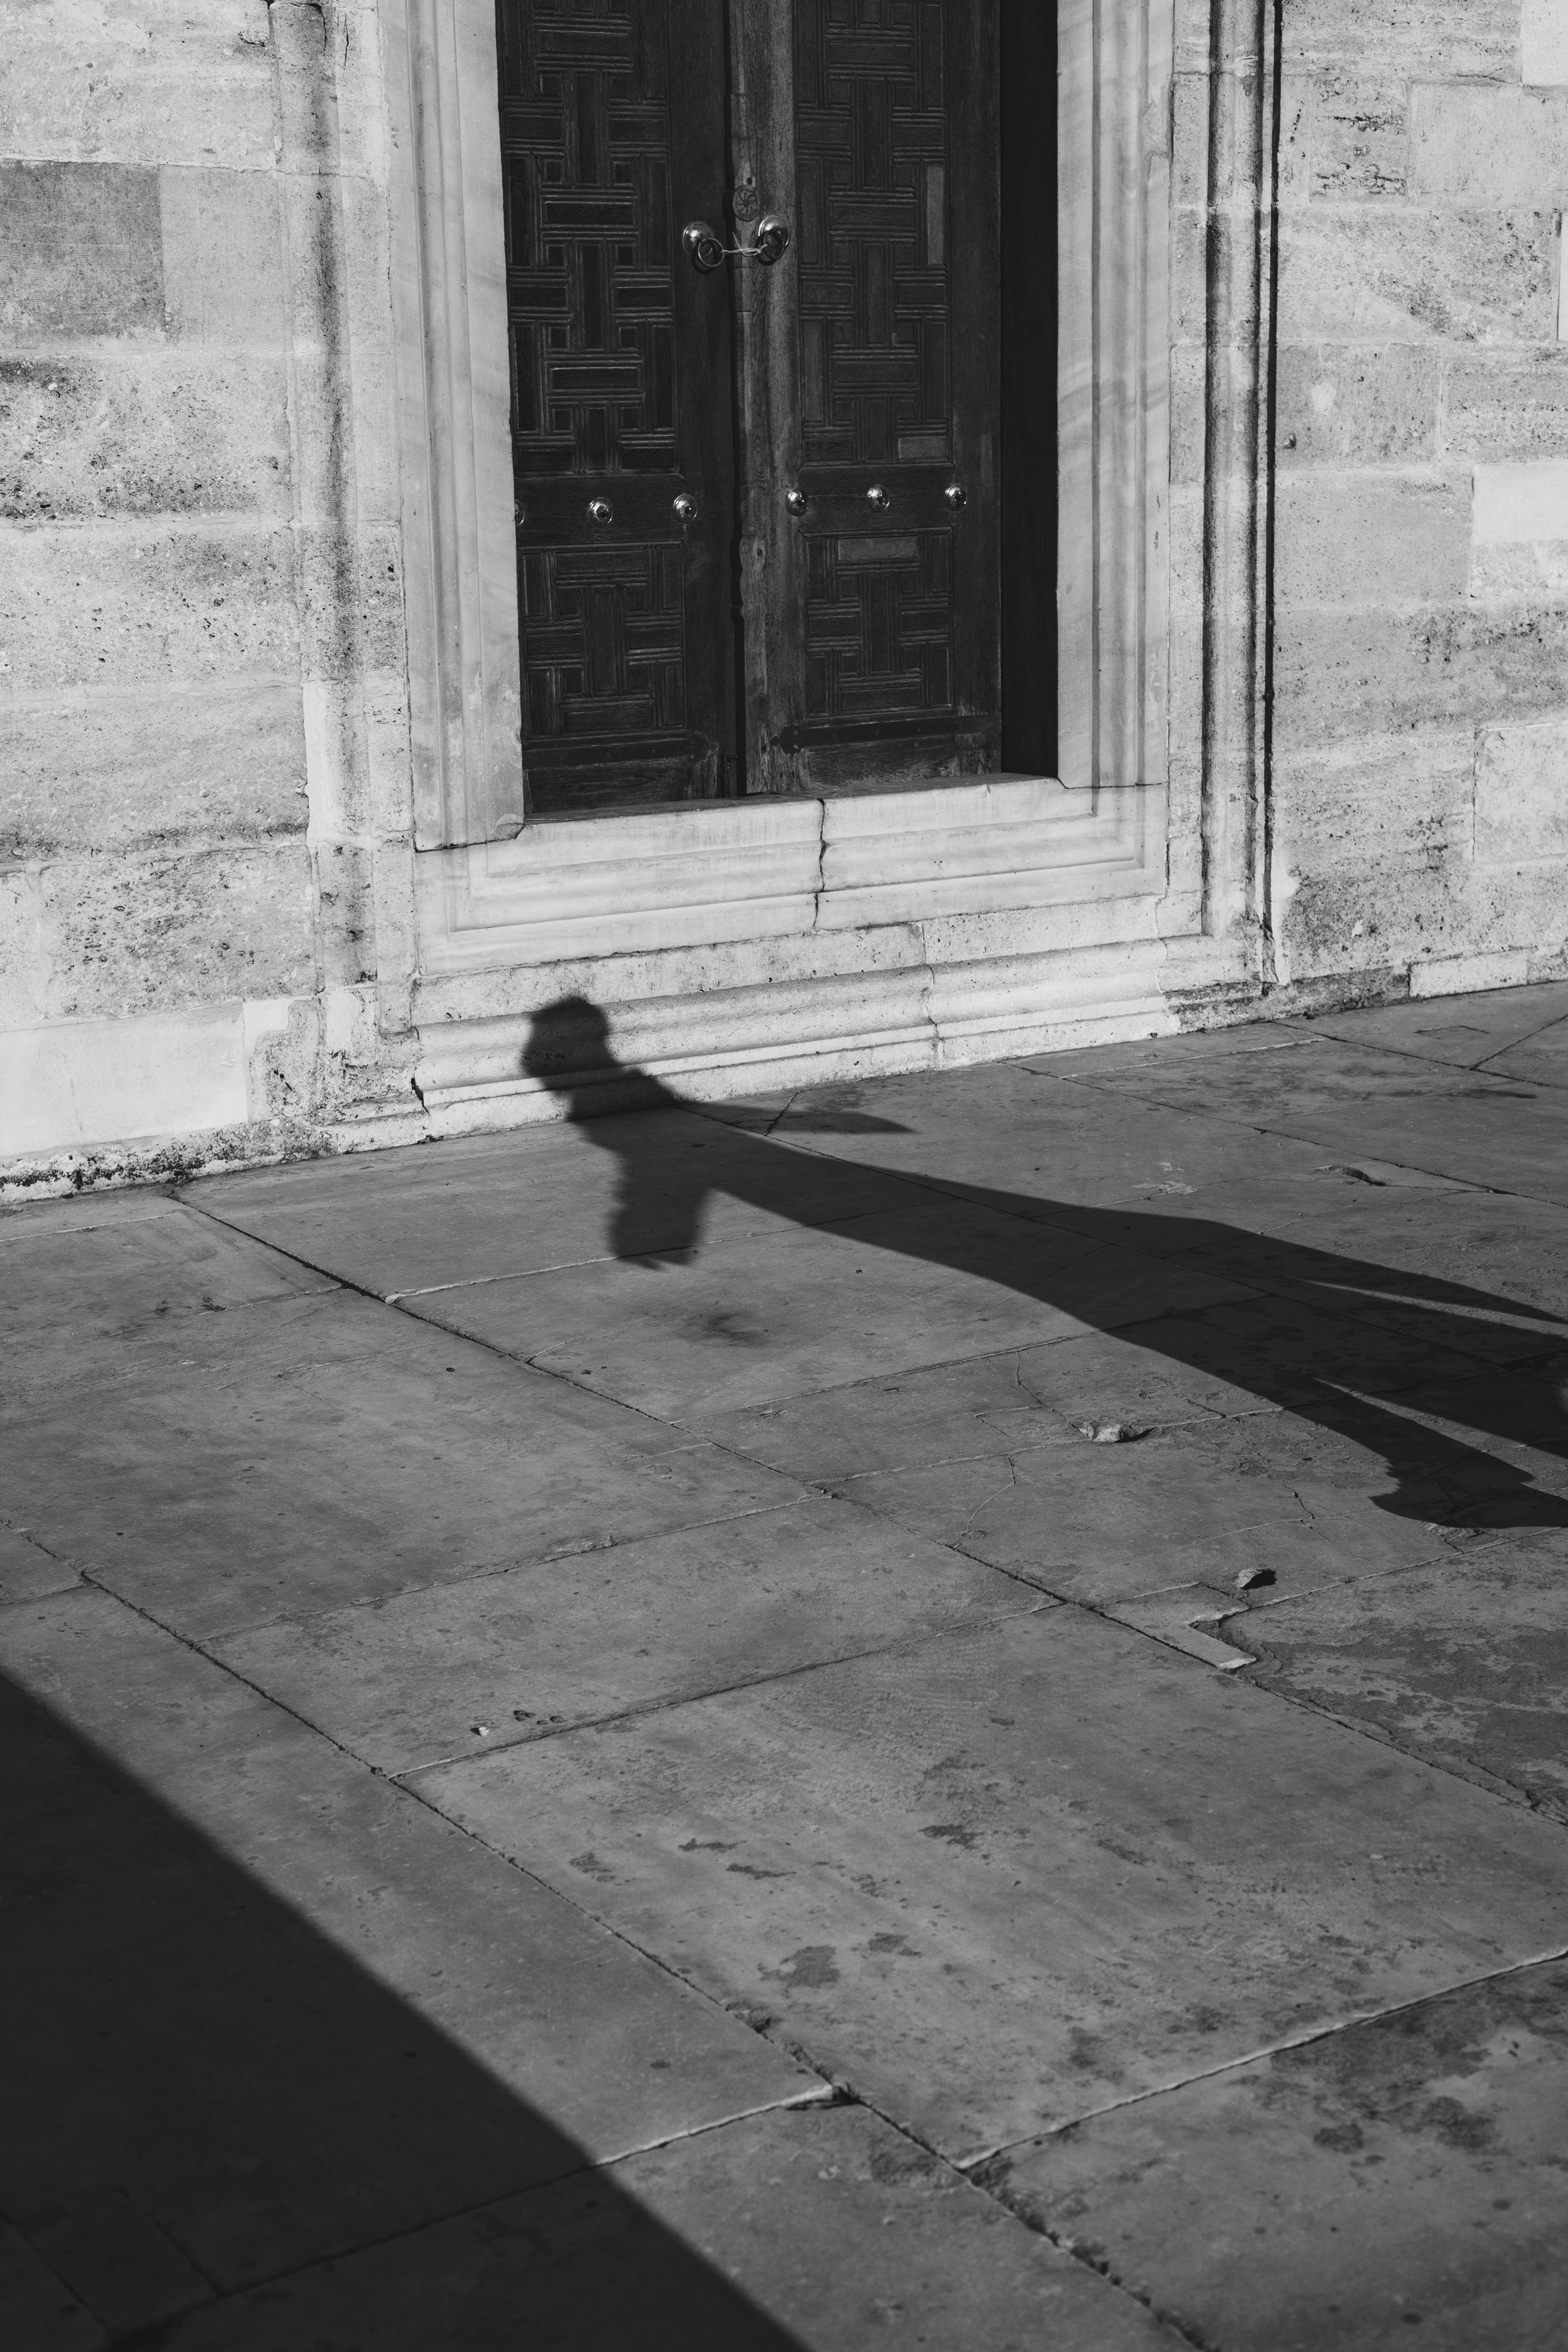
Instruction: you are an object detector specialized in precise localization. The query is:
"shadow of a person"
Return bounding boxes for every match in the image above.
[522,996,1568,1528]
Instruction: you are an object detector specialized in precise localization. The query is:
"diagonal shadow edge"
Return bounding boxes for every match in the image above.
[0,1667,811,2350]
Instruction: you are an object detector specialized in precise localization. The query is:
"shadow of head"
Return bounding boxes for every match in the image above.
[521,995,910,1134]
[522,994,673,1122]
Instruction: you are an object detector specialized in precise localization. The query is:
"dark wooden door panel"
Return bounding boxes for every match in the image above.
[496,0,737,817]
[733,0,999,797]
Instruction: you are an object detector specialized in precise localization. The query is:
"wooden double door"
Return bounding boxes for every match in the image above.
[496,0,1001,817]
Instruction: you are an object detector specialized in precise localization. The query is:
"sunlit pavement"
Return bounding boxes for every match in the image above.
[6,981,1568,2350]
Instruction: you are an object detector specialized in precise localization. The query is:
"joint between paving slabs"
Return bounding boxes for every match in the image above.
[961,1937,1568,2187]
[41,1564,855,2125]
[1024,1063,1565,1211]
[390,1594,1061,1781]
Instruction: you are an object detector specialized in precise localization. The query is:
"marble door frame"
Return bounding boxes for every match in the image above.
[379,0,1277,1107]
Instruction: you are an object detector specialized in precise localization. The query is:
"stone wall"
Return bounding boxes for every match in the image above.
[1271,0,1568,997]
[2,0,1565,1191]
[0,0,419,1178]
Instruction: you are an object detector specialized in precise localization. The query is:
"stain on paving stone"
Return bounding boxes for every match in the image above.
[1242,1540,1568,1816]
[423,1609,1568,2161]
[990,1960,1568,2352]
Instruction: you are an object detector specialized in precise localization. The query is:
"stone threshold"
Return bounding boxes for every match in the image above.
[414,775,1164,974]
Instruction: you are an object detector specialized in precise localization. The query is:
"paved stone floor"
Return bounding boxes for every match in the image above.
[6,982,1568,2350]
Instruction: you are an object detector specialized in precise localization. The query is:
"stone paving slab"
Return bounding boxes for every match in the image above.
[986,1956,1568,2352]
[688,1329,1276,1487]
[0,1185,184,1242]
[0,2221,103,2352]
[1306,979,1568,1074]
[187,1109,918,1297]
[1035,1034,1568,1204]
[721,1057,1338,1231]
[1484,1023,1568,1091]
[0,1520,79,1605]
[0,1586,815,2307]
[421,1608,1568,2165]
[820,1418,1451,1611]
[164,2105,1181,2352]
[0,1290,802,1638]
[406,1198,1255,1422]
[211,1498,1039,1777]
[0,1201,336,1396]
[1241,1537,1568,1820]
[722,1061,1568,1325]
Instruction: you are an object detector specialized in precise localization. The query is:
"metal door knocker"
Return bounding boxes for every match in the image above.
[683,213,792,272]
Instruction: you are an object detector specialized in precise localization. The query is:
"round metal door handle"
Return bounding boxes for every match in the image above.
[683,221,726,274]
[752,213,791,266]
[587,497,613,524]
[944,483,967,510]
[673,493,698,526]
[784,487,807,516]
[866,484,890,510]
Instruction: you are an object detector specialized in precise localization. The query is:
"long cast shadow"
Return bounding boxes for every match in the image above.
[0,1670,804,2349]
[522,996,1568,1529]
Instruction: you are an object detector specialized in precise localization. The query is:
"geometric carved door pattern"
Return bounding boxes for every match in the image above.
[496,0,736,816]
[496,0,999,816]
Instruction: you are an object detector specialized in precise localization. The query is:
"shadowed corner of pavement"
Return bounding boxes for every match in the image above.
[521,995,1568,1530]
[0,1670,806,2352]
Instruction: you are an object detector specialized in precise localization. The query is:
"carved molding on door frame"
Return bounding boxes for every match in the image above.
[387,0,1273,986]
[383,0,523,853]
[1057,0,1170,806]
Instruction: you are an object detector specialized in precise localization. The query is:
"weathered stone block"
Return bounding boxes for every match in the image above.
[313,842,377,991]
[40,841,315,1019]
[1470,458,1568,597]
[1283,1,1518,79]
[1279,208,1558,344]
[0,0,274,171]
[0,353,290,522]
[333,1,393,188]
[1279,857,1468,985]
[0,1002,252,1157]
[1475,717,1568,862]
[1275,473,1470,606]
[0,162,162,340]
[1277,344,1439,468]
[1277,79,1314,214]
[1410,947,1533,994]
[2,526,300,692]
[159,169,285,349]
[1312,80,1408,201]
[0,869,48,1030]
[1279,848,1567,984]
[1444,349,1568,461]
[1274,602,1568,748]
[1272,731,1475,873]
[1169,205,1208,348]
[1169,345,1205,489]
[1524,0,1568,86]
[1169,73,1205,213]
[298,526,406,683]
[338,172,403,527]
[1411,85,1568,204]
[2,680,307,857]
[364,672,416,845]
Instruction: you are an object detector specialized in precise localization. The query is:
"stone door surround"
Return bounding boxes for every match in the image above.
[379,0,1273,1108]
